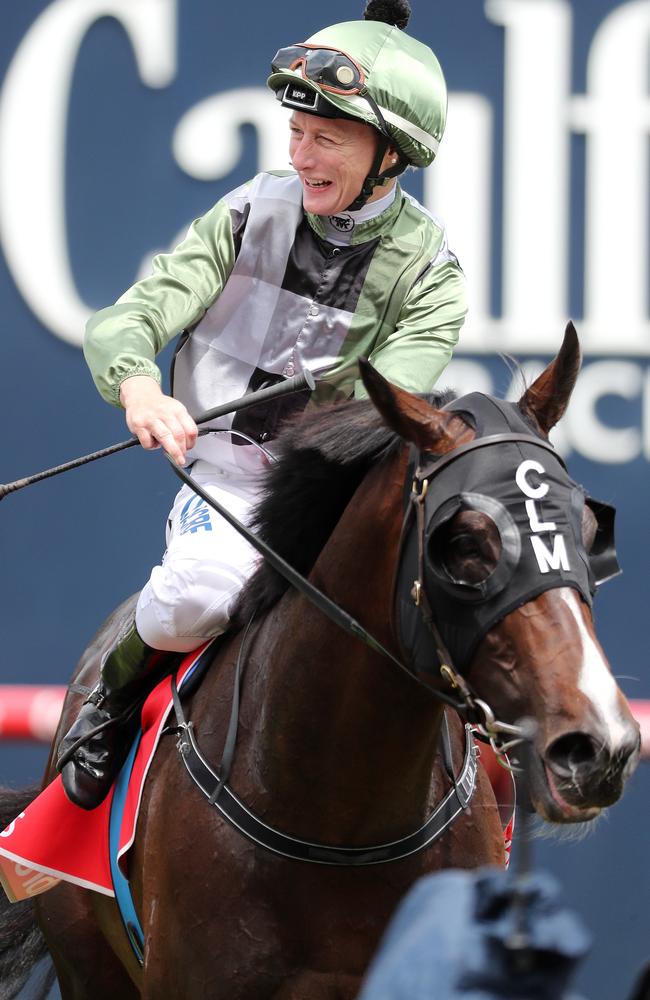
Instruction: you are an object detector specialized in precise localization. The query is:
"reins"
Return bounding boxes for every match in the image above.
[60,426,534,781]
[166,427,537,763]
[153,442,498,867]
[166,457,468,714]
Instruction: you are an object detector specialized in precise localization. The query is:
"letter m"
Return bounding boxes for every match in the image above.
[530,534,570,574]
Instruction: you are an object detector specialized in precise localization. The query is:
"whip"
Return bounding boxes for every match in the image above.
[0,370,315,501]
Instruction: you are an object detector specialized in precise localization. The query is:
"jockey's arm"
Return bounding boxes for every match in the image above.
[359,256,467,397]
[83,197,239,460]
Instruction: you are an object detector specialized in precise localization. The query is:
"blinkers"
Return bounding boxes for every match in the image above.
[395,393,620,681]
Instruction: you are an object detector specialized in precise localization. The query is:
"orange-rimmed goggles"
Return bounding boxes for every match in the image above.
[271,44,366,96]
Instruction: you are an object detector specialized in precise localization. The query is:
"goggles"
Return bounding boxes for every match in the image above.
[271,44,366,96]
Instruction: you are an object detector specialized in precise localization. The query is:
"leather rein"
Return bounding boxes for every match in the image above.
[164,447,482,866]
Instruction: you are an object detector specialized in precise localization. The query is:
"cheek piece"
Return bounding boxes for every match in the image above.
[394,392,620,681]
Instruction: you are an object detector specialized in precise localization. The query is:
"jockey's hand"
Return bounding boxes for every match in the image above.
[119,375,198,466]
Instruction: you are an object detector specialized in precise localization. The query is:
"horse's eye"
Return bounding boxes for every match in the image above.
[448,534,481,560]
[442,534,492,585]
[430,512,501,587]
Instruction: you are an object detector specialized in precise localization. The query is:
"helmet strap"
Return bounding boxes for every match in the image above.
[345,90,407,212]
[345,137,406,212]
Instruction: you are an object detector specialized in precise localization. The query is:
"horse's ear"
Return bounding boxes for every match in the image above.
[359,359,455,453]
[518,321,582,434]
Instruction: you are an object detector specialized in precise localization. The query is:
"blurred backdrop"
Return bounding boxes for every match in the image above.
[0,2,648,997]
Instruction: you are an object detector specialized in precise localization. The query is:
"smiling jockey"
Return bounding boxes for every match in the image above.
[58,0,467,810]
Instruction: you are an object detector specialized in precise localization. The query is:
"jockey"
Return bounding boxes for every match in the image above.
[58,0,466,809]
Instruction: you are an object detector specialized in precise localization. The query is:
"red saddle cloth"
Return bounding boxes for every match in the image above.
[0,645,208,903]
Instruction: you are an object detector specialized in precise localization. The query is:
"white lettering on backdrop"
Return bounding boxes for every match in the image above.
[172,89,289,181]
[428,0,650,355]
[0,0,649,467]
[444,357,649,465]
[0,0,176,346]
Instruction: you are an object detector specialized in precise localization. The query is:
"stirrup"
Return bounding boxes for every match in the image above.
[84,680,108,709]
[55,683,135,772]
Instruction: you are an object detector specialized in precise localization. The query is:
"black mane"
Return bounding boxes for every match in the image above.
[233,391,452,624]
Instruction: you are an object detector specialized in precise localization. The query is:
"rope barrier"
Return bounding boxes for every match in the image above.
[0,686,66,742]
[0,686,649,754]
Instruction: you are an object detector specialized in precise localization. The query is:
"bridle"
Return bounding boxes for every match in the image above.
[393,431,573,765]
[159,388,622,872]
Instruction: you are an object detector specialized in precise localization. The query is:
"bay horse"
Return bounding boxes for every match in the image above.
[1,325,641,999]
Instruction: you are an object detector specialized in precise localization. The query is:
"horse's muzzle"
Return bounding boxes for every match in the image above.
[534,727,641,821]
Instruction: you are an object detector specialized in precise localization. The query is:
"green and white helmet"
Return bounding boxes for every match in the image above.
[267,0,447,172]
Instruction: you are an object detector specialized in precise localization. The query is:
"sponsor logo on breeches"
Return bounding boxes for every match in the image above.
[179,495,213,535]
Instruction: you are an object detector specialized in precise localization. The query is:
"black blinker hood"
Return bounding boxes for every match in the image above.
[395,393,620,680]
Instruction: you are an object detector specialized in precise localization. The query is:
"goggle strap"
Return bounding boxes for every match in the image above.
[345,94,440,155]
[276,69,440,156]
[360,91,392,141]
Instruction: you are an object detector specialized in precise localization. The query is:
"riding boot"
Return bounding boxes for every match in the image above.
[57,621,155,810]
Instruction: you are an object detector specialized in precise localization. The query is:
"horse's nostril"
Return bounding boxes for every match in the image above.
[546,732,599,776]
[616,733,641,770]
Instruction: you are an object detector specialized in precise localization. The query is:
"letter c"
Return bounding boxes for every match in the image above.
[0,0,177,346]
[515,459,549,499]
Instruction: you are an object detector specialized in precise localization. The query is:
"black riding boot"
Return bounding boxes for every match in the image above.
[57,621,154,810]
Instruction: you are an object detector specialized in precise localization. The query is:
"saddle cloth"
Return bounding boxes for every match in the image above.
[0,643,210,903]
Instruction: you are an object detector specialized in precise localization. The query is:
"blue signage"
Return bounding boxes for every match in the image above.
[0,3,648,997]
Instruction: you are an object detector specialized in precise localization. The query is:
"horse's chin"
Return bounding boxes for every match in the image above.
[528,753,602,825]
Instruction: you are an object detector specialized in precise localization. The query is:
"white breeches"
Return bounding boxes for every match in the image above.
[135,466,262,652]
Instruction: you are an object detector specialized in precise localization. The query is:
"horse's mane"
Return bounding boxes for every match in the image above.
[233,390,452,624]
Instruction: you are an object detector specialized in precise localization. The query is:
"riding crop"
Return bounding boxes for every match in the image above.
[0,370,315,501]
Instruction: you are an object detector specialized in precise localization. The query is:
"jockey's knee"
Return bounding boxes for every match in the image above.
[134,557,249,653]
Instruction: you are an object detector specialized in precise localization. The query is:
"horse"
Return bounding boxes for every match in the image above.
[0,324,640,999]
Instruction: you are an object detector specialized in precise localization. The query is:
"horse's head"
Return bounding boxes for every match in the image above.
[361,323,640,824]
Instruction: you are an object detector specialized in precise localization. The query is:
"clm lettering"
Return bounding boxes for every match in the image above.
[515,460,570,574]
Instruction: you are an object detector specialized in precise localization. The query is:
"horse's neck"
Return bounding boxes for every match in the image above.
[238,452,445,844]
